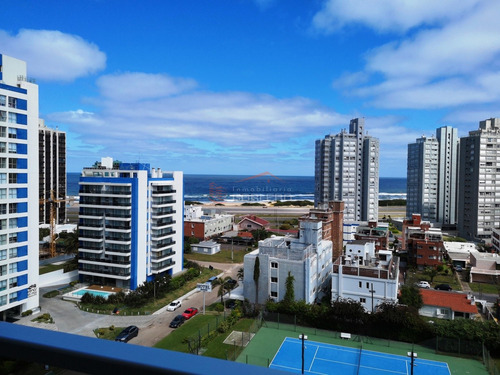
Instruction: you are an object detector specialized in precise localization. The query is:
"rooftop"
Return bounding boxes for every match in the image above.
[420,289,478,314]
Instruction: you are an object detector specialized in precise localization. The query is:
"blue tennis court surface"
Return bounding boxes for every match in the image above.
[270,337,451,375]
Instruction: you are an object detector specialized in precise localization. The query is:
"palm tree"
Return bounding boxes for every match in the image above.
[216,276,233,306]
[237,267,244,281]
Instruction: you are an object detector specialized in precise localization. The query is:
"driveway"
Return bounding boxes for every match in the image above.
[15,262,242,347]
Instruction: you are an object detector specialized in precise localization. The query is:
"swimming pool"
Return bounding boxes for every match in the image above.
[73,289,113,298]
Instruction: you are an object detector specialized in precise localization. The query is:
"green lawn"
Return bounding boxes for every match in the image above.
[202,318,255,360]
[406,269,461,290]
[39,263,66,275]
[185,249,247,263]
[468,282,500,294]
[154,313,224,352]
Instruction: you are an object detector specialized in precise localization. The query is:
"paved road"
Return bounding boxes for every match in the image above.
[15,262,242,347]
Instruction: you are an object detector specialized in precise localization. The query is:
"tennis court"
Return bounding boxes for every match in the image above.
[270,337,451,375]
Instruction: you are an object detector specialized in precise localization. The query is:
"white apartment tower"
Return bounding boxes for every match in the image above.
[458,118,500,242]
[0,54,39,319]
[78,159,183,290]
[406,126,458,225]
[39,120,66,224]
[315,118,379,221]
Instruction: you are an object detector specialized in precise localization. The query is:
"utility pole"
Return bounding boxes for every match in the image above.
[369,283,376,313]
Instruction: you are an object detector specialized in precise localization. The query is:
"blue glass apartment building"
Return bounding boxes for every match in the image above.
[0,54,39,319]
[78,158,183,290]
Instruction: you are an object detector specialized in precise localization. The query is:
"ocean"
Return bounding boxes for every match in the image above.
[68,173,406,203]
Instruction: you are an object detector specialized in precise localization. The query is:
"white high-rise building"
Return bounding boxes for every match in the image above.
[0,54,39,319]
[315,118,379,221]
[406,126,459,225]
[78,158,183,290]
[458,118,500,243]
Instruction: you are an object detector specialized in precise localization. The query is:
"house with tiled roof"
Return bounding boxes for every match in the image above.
[238,215,270,231]
[419,289,478,320]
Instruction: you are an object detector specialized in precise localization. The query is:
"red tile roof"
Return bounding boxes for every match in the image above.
[420,289,478,313]
[237,232,253,238]
[238,215,270,227]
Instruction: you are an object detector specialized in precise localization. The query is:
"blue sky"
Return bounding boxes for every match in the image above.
[2,0,500,176]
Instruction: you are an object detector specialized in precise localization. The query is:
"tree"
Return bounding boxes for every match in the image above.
[253,256,260,305]
[61,229,79,254]
[423,266,439,283]
[283,271,295,305]
[398,285,423,310]
[216,276,233,306]
[237,267,244,281]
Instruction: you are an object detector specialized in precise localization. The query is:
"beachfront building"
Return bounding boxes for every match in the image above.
[39,119,66,224]
[419,289,478,320]
[243,220,333,304]
[402,214,444,269]
[78,158,183,290]
[184,205,233,240]
[237,215,270,231]
[0,54,40,319]
[315,118,379,222]
[331,241,399,313]
[406,126,459,226]
[458,118,500,243]
[354,221,390,251]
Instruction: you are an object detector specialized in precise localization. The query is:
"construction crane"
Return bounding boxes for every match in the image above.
[39,190,72,258]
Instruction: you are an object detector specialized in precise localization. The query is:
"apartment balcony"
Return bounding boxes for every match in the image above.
[151,209,176,219]
[151,249,175,261]
[153,241,176,252]
[151,230,176,241]
[79,256,131,266]
[151,186,176,195]
[78,265,131,278]
[151,219,175,230]
[78,235,104,242]
[79,185,131,196]
[105,236,131,245]
[78,247,104,254]
[151,260,175,272]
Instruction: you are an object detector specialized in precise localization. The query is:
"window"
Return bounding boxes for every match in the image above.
[0,95,6,107]
[366,282,370,289]
[0,142,5,153]
[8,233,17,244]
[8,97,17,108]
[270,291,278,298]
[0,204,6,215]
[8,173,17,183]
[0,188,6,199]
[359,281,362,288]
[0,158,5,168]
[8,128,16,139]
[8,188,16,198]
[0,279,6,292]
[271,277,278,283]
[9,292,17,303]
[360,298,366,303]
[0,127,5,137]
[8,262,17,273]
[9,248,17,258]
[9,218,17,229]
[0,264,6,275]
[0,295,6,306]
[0,111,5,122]
[8,113,17,123]
[8,204,16,214]
[0,249,6,260]
[8,144,16,154]
[0,234,6,245]
[9,277,17,288]
[271,262,278,269]
[0,219,6,230]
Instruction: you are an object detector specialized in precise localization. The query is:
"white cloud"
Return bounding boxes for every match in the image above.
[0,29,106,81]
[312,0,479,33]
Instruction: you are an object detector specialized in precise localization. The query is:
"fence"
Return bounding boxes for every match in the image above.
[484,345,500,375]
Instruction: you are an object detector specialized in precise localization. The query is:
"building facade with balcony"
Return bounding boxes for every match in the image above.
[184,205,233,240]
[78,158,183,290]
[243,220,333,304]
[0,54,39,319]
[331,241,399,313]
[402,214,444,268]
[315,118,379,222]
[38,119,66,224]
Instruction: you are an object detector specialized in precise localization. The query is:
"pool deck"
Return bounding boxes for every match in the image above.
[62,285,122,302]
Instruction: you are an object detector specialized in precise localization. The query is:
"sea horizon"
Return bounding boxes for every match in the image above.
[67,172,407,203]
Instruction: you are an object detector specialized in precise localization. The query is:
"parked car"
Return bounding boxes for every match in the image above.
[169,315,185,328]
[166,300,182,311]
[182,307,199,320]
[207,276,218,285]
[455,265,463,272]
[435,284,452,291]
[416,281,431,289]
[115,325,139,342]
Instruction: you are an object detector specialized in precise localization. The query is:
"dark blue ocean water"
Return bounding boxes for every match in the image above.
[68,173,406,202]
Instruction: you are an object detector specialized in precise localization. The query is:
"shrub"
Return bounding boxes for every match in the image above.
[43,290,59,298]
[21,309,33,317]
[215,303,224,312]
[109,325,115,331]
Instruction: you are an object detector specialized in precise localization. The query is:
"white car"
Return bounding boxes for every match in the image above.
[416,281,431,289]
[166,300,182,311]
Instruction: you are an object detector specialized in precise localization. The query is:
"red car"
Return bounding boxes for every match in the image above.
[182,307,198,319]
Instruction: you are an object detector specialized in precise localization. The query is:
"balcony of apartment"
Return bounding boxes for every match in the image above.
[79,196,132,209]
[79,185,131,197]
[151,218,176,230]
[151,186,176,195]
[153,238,176,251]
[151,208,176,219]
[79,255,131,266]
[104,220,131,231]
[151,197,176,208]
[151,259,176,273]
[332,257,399,280]
[105,234,131,245]
[151,249,176,262]
[78,232,104,242]
[79,218,104,229]
[151,229,176,241]
[78,245,105,254]
[78,264,131,279]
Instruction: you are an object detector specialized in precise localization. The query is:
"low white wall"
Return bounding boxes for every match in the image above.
[39,269,79,287]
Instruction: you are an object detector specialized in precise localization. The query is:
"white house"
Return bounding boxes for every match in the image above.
[331,240,399,312]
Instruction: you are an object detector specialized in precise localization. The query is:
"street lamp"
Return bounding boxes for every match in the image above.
[407,350,417,375]
[299,334,308,374]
